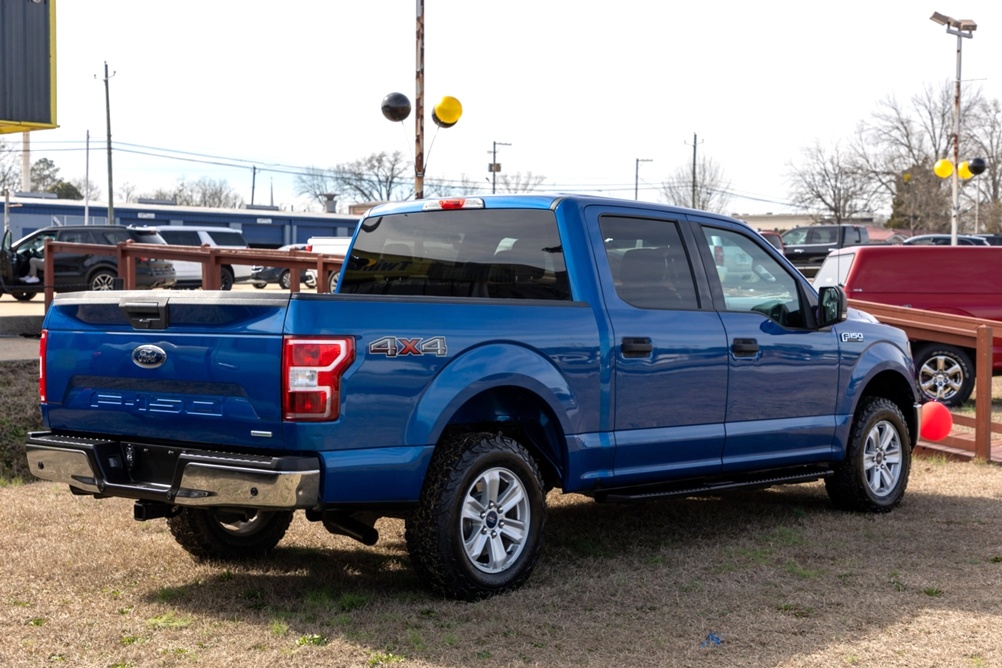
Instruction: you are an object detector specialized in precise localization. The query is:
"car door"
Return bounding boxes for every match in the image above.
[693,221,841,472]
[594,212,729,486]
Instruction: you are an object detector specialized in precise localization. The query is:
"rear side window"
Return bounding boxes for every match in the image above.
[206,231,248,247]
[340,209,570,300]
[160,229,203,246]
[599,215,699,310]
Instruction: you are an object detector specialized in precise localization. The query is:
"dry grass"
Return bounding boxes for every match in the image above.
[3,461,1002,668]
[0,360,41,482]
[5,364,1002,667]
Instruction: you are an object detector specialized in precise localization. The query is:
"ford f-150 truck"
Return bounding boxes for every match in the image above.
[25,194,920,601]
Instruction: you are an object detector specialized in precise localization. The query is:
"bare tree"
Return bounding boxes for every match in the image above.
[787,140,875,223]
[294,166,340,209]
[497,172,547,194]
[852,82,984,232]
[0,137,19,192]
[139,177,243,208]
[967,96,1002,233]
[658,156,731,213]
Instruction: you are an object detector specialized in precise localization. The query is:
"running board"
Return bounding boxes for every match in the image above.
[594,468,832,503]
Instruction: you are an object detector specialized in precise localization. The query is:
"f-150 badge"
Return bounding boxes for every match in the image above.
[841,332,864,343]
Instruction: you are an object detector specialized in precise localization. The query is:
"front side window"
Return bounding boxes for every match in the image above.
[340,209,570,300]
[701,226,805,328]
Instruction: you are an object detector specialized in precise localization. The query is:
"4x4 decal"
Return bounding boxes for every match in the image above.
[368,336,448,357]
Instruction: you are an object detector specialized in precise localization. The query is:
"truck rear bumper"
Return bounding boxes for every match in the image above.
[25,432,320,510]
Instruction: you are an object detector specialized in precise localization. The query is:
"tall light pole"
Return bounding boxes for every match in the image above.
[930,12,976,246]
[634,158,652,200]
[100,62,116,225]
[414,0,425,200]
[489,141,511,194]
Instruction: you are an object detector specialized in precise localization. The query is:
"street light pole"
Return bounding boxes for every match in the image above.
[634,158,652,200]
[489,141,511,194]
[101,61,116,226]
[414,0,425,200]
[931,12,976,246]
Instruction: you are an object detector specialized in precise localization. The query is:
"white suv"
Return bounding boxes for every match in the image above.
[157,226,253,290]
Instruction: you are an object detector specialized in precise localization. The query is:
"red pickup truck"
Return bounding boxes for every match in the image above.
[815,245,1002,406]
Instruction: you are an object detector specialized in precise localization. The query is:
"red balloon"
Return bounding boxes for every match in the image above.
[920,401,953,441]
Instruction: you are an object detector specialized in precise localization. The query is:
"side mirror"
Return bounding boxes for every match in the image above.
[817,285,847,328]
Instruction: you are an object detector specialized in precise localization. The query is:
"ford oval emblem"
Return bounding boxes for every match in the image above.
[132,344,167,369]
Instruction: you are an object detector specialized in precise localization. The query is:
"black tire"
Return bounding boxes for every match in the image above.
[219,267,235,291]
[166,508,294,559]
[278,270,291,290]
[826,397,911,513]
[88,269,117,291]
[405,432,546,601]
[11,290,37,301]
[252,282,266,289]
[914,344,974,407]
[328,272,338,293]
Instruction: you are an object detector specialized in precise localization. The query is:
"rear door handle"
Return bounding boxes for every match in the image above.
[731,337,759,357]
[622,337,653,358]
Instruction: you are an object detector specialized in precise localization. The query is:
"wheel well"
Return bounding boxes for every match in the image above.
[859,370,918,446]
[439,386,565,490]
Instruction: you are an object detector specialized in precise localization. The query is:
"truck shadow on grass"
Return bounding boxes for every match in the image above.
[145,481,1002,665]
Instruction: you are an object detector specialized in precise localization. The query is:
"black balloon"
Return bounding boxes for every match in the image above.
[381,92,411,122]
[431,109,457,128]
[969,157,987,176]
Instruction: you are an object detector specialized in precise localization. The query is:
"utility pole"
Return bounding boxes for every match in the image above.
[489,141,511,194]
[20,132,30,192]
[251,165,257,205]
[634,158,652,200]
[685,132,703,208]
[414,0,425,200]
[101,62,116,225]
[84,130,90,225]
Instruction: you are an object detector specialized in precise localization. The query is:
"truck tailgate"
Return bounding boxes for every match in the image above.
[41,291,292,449]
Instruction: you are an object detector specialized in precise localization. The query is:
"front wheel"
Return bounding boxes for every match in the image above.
[278,270,291,290]
[914,344,973,407]
[405,432,546,601]
[166,508,294,559]
[11,290,37,301]
[826,397,911,513]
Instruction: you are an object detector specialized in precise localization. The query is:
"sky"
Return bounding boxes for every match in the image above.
[16,0,1002,216]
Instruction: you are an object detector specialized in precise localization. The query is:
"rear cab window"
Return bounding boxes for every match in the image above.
[339,209,570,300]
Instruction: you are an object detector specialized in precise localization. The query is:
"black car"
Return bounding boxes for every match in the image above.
[0,225,176,301]
[250,244,317,290]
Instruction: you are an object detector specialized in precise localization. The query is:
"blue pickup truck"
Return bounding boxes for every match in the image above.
[25,194,920,600]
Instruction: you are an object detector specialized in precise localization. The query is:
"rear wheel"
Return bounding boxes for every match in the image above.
[914,344,973,407]
[278,270,291,290]
[11,290,36,301]
[406,432,546,601]
[219,266,235,291]
[826,397,911,512]
[167,508,294,559]
[88,269,117,291]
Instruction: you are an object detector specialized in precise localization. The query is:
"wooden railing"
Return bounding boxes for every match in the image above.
[849,299,998,461]
[40,239,344,310]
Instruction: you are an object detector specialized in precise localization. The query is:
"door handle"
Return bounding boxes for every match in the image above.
[621,337,653,358]
[731,337,759,357]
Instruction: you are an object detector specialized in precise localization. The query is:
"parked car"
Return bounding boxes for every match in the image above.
[0,225,176,301]
[814,244,1002,406]
[901,234,991,246]
[974,233,1002,246]
[304,236,351,292]
[156,226,254,290]
[758,230,785,254]
[250,244,316,290]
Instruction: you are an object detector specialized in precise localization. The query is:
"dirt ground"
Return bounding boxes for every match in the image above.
[3,457,1002,668]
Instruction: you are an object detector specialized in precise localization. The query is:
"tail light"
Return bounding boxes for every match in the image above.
[39,329,48,403]
[282,336,355,421]
[714,245,724,266]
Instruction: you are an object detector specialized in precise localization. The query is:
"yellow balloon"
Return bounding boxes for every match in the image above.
[434,96,463,125]
[934,159,954,179]
[959,161,973,179]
